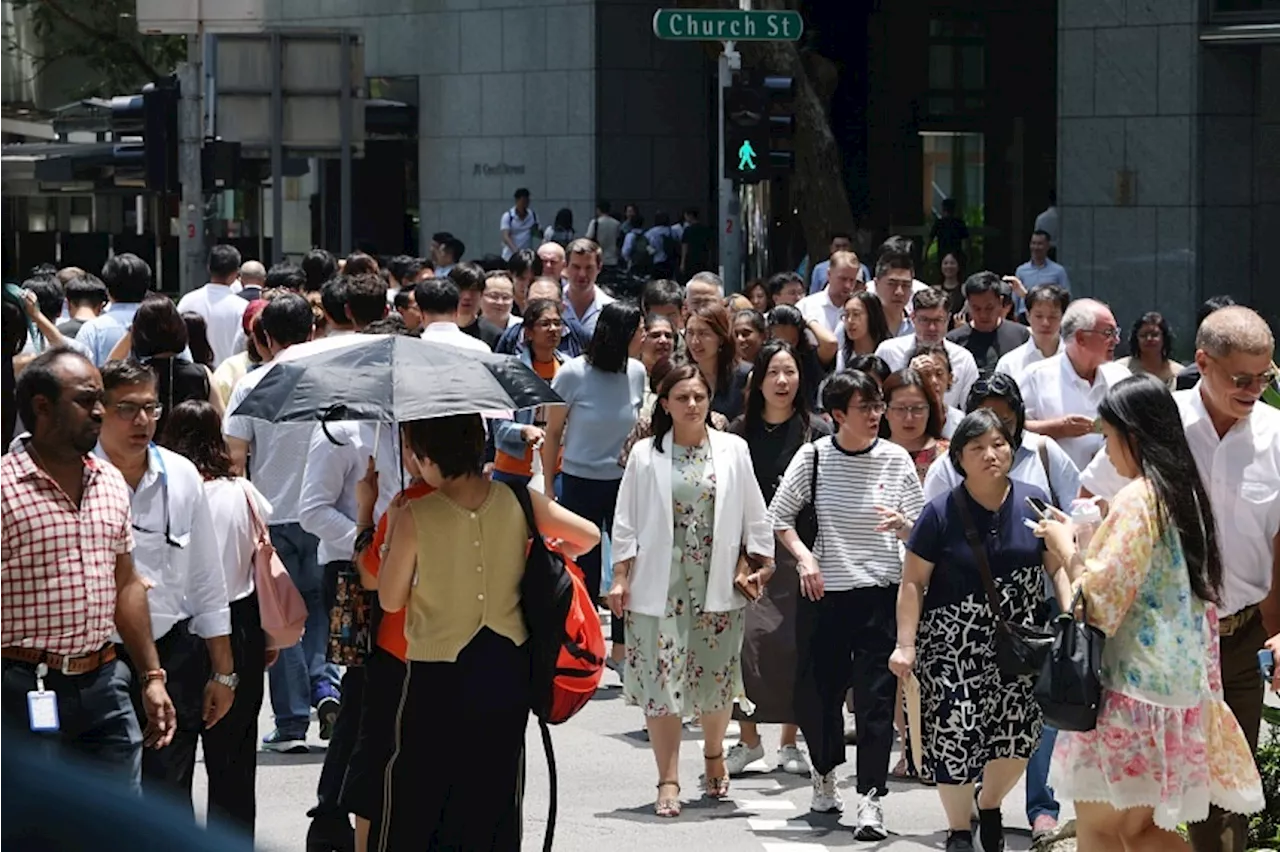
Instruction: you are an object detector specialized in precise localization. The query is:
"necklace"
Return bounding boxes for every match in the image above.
[762,415,790,433]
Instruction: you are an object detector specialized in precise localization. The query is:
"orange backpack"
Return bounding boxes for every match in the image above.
[505,484,605,851]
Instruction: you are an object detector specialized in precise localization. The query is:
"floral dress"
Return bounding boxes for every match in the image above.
[623,440,747,718]
[1050,480,1265,829]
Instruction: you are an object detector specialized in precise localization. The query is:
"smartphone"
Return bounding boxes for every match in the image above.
[1025,496,1050,519]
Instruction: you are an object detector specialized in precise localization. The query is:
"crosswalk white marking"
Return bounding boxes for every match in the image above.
[732,777,783,790]
[760,843,829,852]
[736,799,798,811]
[747,818,814,832]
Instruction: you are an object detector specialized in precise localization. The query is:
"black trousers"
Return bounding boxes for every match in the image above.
[793,585,898,794]
[200,595,266,839]
[374,629,530,852]
[557,473,624,644]
[117,619,210,817]
[314,666,365,817]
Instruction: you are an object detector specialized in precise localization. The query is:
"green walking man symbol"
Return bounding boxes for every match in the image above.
[737,139,758,172]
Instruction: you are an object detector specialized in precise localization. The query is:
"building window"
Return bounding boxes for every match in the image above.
[925,18,986,118]
[1210,0,1280,20]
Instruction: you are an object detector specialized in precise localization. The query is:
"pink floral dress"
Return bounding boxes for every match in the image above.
[1049,480,1265,829]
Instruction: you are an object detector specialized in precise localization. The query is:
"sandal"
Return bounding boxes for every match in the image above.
[891,754,917,780]
[702,752,730,799]
[655,780,681,817]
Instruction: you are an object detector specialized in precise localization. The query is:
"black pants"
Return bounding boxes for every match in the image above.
[558,473,623,644]
[201,595,266,839]
[314,666,365,817]
[340,649,407,821]
[374,629,530,852]
[0,655,142,792]
[117,619,210,817]
[794,585,898,794]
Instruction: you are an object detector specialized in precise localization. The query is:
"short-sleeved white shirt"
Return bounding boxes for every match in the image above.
[1017,353,1128,470]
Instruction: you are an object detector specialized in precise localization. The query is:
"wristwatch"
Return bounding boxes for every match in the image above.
[210,671,240,691]
[143,668,167,685]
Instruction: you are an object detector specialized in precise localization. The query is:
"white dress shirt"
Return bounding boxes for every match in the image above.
[224,358,315,524]
[613,430,773,616]
[994,336,1061,383]
[923,431,1081,509]
[298,421,403,566]
[874,336,980,410]
[203,477,273,603]
[177,283,249,368]
[97,444,230,642]
[420,321,494,354]
[796,288,841,335]
[1076,387,1280,616]
[1018,353,1129,470]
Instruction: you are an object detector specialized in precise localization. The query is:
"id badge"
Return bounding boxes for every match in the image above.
[27,690,59,732]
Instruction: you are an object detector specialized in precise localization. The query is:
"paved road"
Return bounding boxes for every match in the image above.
[192,667,1068,851]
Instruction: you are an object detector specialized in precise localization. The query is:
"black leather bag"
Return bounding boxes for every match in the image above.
[794,443,821,549]
[954,486,1055,678]
[1034,590,1106,731]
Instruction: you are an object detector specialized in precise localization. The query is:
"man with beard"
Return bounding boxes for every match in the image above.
[1,347,175,790]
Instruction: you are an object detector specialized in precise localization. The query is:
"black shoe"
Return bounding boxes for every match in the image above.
[306,813,354,852]
[946,830,976,852]
[975,807,1004,852]
[317,695,340,741]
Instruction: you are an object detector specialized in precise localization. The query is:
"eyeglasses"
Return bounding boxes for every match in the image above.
[969,374,1017,398]
[887,404,930,417]
[1208,355,1279,390]
[850,402,887,416]
[1080,327,1121,341]
[108,401,163,422]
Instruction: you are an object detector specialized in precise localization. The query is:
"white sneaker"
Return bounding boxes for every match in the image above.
[778,744,810,775]
[724,741,765,776]
[809,769,843,813]
[854,792,888,840]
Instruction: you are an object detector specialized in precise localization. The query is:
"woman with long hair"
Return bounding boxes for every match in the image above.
[744,278,772,314]
[182,311,216,368]
[492,298,566,489]
[544,207,576,246]
[686,301,750,420]
[881,369,948,483]
[611,364,774,817]
[908,341,965,437]
[1117,311,1183,389]
[768,304,829,407]
[891,409,1066,852]
[837,291,892,371]
[377,414,599,847]
[733,309,767,368]
[937,251,965,324]
[160,400,273,841]
[1035,376,1264,850]
[725,341,831,778]
[543,300,647,667]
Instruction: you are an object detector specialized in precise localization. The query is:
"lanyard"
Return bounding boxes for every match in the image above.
[131,444,179,548]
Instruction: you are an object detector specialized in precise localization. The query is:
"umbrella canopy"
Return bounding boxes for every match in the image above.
[230,335,563,423]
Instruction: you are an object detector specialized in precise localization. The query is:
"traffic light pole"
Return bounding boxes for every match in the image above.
[177,33,205,294]
[718,42,743,295]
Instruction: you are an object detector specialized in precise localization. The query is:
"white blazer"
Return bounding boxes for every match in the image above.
[613,429,774,617]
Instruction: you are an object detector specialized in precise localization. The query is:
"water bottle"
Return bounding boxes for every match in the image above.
[1070,498,1102,553]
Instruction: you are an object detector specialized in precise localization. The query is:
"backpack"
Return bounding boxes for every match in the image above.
[504,483,605,852]
[628,232,654,270]
[661,228,680,264]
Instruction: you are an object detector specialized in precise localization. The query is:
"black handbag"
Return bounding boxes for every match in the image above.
[1034,589,1106,731]
[794,443,821,549]
[954,486,1055,678]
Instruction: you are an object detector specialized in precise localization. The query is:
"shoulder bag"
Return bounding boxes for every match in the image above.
[1033,588,1106,731]
[241,481,307,651]
[794,442,822,549]
[1037,441,1060,508]
[952,485,1054,677]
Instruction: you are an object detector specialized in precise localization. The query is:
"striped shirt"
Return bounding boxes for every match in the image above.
[769,436,925,591]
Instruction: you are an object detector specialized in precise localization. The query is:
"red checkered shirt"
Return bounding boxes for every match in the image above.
[1,443,134,656]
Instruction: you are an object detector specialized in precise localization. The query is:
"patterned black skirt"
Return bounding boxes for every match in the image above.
[916,563,1046,785]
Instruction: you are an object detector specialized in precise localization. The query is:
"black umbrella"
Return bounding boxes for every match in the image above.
[230,335,563,423]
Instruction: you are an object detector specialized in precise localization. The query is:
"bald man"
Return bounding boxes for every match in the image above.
[1075,308,1280,852]
[234,260,267,301]
[537,242,566,282]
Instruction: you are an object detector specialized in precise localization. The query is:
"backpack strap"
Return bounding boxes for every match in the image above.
[1036,440,1060,508]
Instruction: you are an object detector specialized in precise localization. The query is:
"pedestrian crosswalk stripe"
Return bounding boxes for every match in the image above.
[735,799,797,811]
[760,843,829,852]
[732,777,783,790]
[747,819,814,832]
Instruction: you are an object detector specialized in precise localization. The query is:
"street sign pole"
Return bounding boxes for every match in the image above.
[178,32,205,294]
[718,42,743,295]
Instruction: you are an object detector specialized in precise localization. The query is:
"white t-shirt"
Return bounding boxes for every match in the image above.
[994,336,1061,383]
[203,477,273,603]
[177,283,248,368]
[796,288,841,335]
[874,336,980,410]
[501,207,539,260]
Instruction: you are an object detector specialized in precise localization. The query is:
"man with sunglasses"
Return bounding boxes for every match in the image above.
[1018,298,1127,470]
[1077,306,1280,852]
[94,359,234,815]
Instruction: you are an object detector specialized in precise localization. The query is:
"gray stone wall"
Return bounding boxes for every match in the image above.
[1057,0,1202,341]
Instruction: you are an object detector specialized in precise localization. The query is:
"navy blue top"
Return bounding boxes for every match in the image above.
[494,315,588,358]
[907,479,1049,612]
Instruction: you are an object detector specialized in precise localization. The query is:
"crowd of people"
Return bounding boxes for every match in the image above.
[1,221,1278,852]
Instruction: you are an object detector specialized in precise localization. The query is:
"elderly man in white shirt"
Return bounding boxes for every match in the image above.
[95,359,233,811]
[797,250,862,335]
[875,287,979,409]
[1075,307,1280,852]
[177,245,249,369]
[1017,298,1127,471]
[994,284,1069,382]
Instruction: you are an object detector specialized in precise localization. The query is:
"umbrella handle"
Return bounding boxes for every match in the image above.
[320,405,349,447]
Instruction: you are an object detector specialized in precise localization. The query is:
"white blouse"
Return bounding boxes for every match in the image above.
[204,477,274,604]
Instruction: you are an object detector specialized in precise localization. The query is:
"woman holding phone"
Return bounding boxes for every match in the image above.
[609,363,774,818]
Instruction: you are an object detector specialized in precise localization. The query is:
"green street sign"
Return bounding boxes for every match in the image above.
[652,9,804,42]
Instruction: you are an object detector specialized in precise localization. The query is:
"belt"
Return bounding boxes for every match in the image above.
[1219,605,1259,638]
[1,644,117,675]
